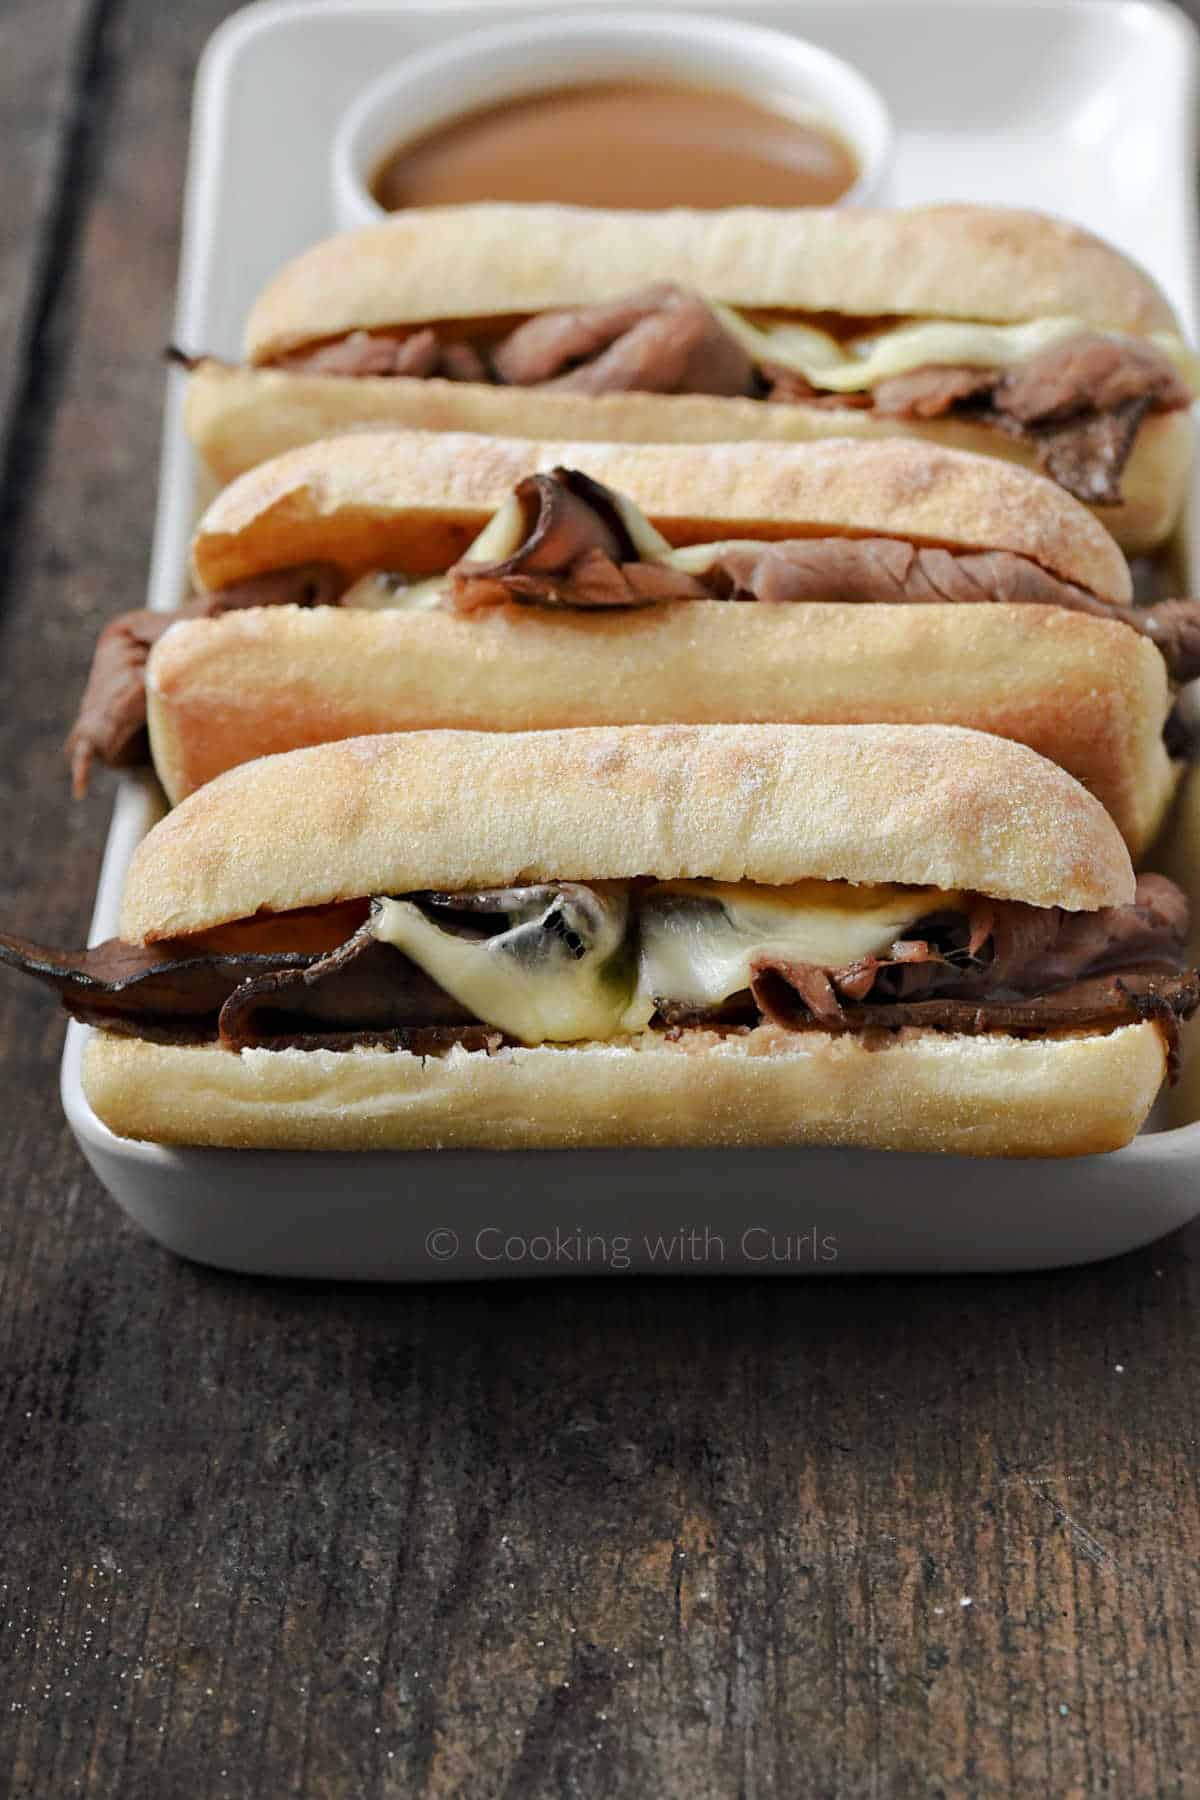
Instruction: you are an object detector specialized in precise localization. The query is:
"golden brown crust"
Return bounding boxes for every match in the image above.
[244,204,1180,360]
[118,723,1135,943]
[190,428,1132,601]
[144,601,1176,853]
[81,1020,1167,1157]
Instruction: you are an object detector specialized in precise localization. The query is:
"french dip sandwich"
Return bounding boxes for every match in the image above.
[71,432,1200,853]
[182,204,1199,550]
[6,724,1197,1155]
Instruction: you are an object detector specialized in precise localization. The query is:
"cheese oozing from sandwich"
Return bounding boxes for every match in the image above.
[339,482,675,612]
[636,879,961,1012]
[710,307,1200,393]
[371,879,961,1044]
[372,884,653,1043]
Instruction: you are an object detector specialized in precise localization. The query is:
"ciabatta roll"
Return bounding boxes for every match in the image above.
[99,432,1189,853]
[182,204,1197,550]
[7,725,1197,1156]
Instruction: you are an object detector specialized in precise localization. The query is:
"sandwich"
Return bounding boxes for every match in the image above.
[68,431,1200,854]
[6,724,1196,1156]
[181,204,1199,551]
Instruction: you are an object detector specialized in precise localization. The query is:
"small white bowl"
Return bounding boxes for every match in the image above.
[332,9,893,230]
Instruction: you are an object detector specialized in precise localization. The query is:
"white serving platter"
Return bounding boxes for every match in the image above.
[60,0,1200,1276]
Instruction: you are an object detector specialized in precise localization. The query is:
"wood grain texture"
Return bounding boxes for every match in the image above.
[1,3,1199,1796]
[0,0,100,489]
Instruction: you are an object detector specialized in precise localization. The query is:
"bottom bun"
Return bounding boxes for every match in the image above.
[82,1022,1167,1158]
[145,600,1176,854]
[185,363,1191,554]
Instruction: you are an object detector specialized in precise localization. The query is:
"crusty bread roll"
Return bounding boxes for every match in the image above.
[182,204,1193,549]
[244,205,1179,355]
[82,1020,1167,1158]
[79,721,1167,1157]
[120,723,1135,945]
[146,431,1173,847]
[189,430,1131,599]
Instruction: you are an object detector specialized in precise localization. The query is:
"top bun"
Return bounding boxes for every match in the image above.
[119,723,1134,943]
[191,429,1132,604]
[246,203,1180,361]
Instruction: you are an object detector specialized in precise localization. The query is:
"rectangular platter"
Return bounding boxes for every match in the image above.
[61,0,1200,1276]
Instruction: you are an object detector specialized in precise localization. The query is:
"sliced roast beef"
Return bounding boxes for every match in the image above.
[744,872,1194,1055]
[1020,873,1189,985]
[4,921,482,1051]
[878,336,1185,427]
[6,874,1196,1074]
[751,968,1198,1072]
[0,931,316,1025]
[1,918,478,1050]
[846,332,1188,507]
[68,610,182,796]
[702,540,1200,681]
[703,539,1095,610]
[453,546,708,612]
[748,875,1189,1031]
[491,283,756,397]
[67,563,346,795]
[768,331,1188,505]
[274,287,756,396]
[492,285,681,384]
[1033,398,1152,507]
[217,923,476,1050]
[657,968,1199,1076]
[998,334,1191,423]
[921,878,1188,995]
[277,328,488,383]
[449,468,707,611]
[1165,705,1196,760]
[278,328,440,378]
[446,472,1200,680]
[265,302,1190,453]
[870,364,1000,418]
[1116,600,1200,684]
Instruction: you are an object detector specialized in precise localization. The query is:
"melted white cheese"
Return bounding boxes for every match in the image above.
[711,304,1200,395]
[605,489,673,558]
[340,494,532,612]
[637,880,962,1011]
[340,570,445,611]
[372,879,962,1042]
[338,484,674,613]
[372,887,653,1044]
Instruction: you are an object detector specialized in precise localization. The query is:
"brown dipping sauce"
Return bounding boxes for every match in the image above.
[371,82,859,211]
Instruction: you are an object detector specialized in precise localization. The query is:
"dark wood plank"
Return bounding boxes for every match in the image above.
[1,3,1200,1798]
[0,0,102,486]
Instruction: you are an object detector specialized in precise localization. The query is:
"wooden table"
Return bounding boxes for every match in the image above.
[2,3,1199,1794]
